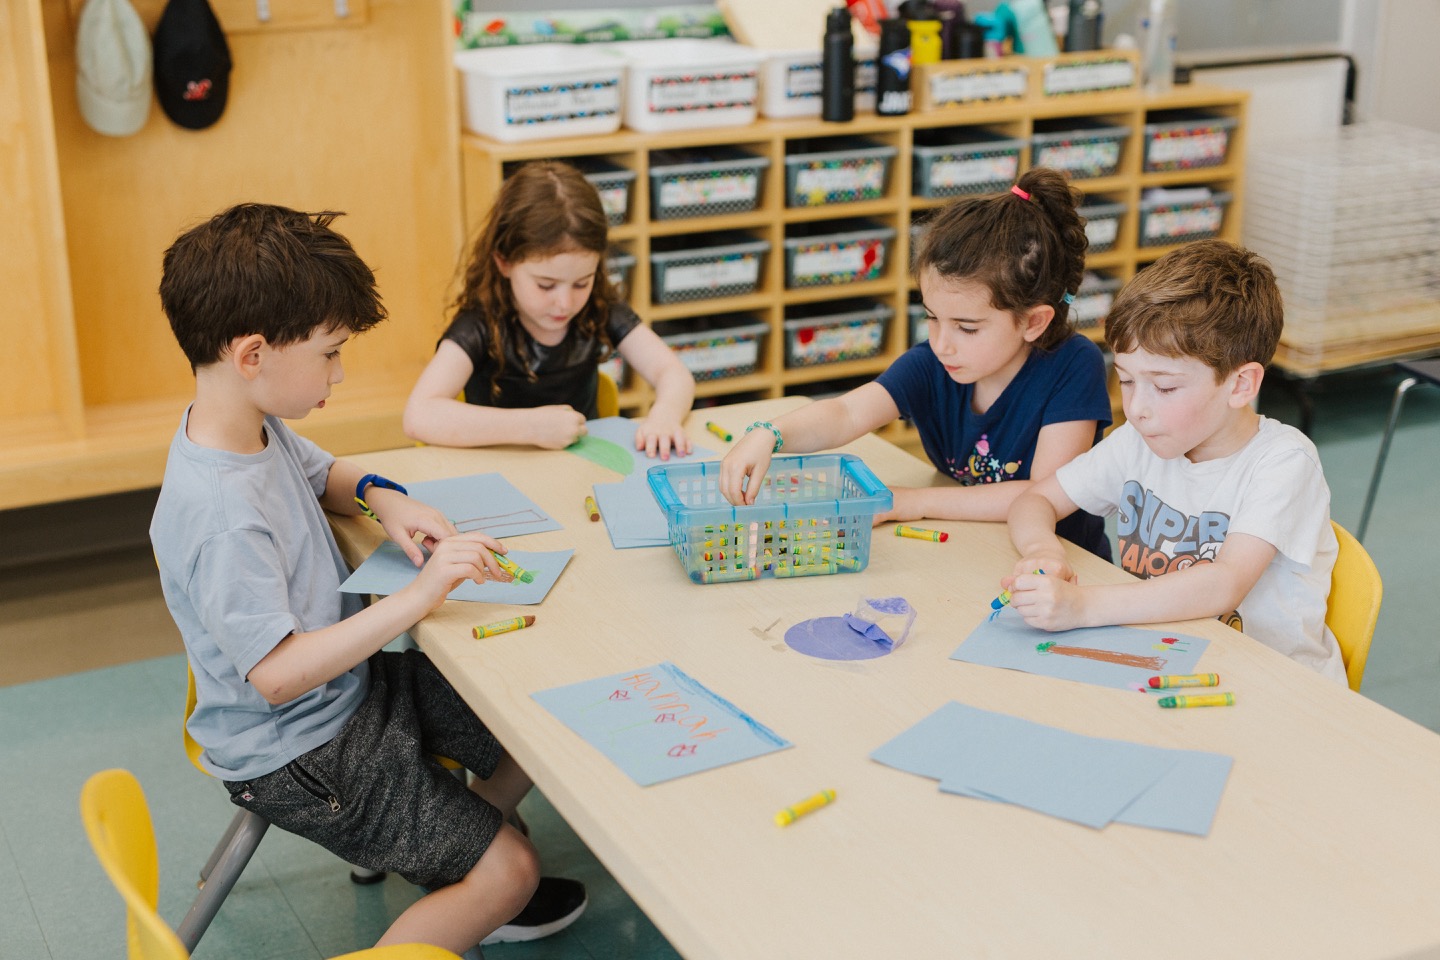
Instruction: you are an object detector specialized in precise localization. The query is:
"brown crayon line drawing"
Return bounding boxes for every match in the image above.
[1037,641,1167,671]
[453,508,548,534]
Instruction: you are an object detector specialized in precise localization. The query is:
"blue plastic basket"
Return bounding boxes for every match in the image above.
[646,454,893,584]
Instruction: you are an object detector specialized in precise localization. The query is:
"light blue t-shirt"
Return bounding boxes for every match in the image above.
[150,409,368,780]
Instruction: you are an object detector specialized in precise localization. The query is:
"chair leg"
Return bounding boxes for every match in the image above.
[1357,375,1418,542]
[176,808,269,952]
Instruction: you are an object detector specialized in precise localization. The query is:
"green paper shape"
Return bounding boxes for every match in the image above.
[568,435,634,476]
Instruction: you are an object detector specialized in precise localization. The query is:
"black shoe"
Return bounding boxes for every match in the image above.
[481,876,587,944]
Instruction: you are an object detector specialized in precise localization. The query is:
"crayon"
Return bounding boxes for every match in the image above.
[492,552,535,584]
[990,569,1045,612]
[584,495,600,522]
[895,525,948,542]
[705,421,733,442]
[1158,692,1235,709]
[774,789,837,827]
[1149,673,1220,689]
[472,615,536,639]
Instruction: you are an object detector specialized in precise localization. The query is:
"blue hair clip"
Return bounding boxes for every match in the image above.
[1061,292,1075,305]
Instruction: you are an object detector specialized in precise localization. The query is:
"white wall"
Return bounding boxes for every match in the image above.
[1351,0,1440,131]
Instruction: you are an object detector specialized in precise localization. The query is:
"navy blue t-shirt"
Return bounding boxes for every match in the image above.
[875,334,1113,559]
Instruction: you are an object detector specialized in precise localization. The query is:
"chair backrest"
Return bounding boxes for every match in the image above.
[81,769,191,960]
[597,370,619,419]
[1327,520,1383,692]
[183,665,208,775]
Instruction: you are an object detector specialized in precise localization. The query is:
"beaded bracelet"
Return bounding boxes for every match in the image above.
[745,421,784,454]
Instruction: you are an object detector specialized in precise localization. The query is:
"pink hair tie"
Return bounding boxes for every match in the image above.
[1010,184,1031,201]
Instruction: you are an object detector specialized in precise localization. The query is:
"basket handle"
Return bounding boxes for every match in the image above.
[646,464,684,514]
[840,455,889,498]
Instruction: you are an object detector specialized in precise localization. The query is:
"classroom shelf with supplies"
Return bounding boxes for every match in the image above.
[461,83,1248,447]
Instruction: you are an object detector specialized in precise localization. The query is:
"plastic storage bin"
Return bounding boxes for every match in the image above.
[598,353,626,387]
[908,295,929,346]
[1142,110,1239,173]
[1079,200,1126,253]
[606,39,763,133]
[785,136,897,207]
[574,158,636,226]
[646,453,893,583]
[783,219,896,288]
[1031,119,1130,179]
[455,46,623,142]
[912,128,1026,198]
[783,299,891,367]
[1138,190,1232,247]
[759,46,877,118]
[605,247,636,298]
[648,147,769,220]
[650,231,770,304]
[1071,270,1122,330]
[656,314,768,381]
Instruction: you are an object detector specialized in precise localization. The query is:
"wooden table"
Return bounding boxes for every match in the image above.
[332,398,1440,960]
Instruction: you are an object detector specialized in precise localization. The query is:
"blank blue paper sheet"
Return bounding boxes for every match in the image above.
[871,701,1231,835]
[578,417,714,549]
[532,661,791,786]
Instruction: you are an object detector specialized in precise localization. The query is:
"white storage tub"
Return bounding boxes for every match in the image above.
[455,45,623,142]
[604,39,763,133]
[759,46,877,119]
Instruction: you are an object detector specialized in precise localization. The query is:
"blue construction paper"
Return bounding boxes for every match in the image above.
[951,607,1210,691]
[934,719,1179,830]
[406,473,560,539]
[1113,749,1232,836]
[871,701,1230,834]
[339,544,574,605]
[593,473,671,548]
[531,661,791,786]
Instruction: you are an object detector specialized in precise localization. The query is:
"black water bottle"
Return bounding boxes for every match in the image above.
[821,6,855,123]
[875,18,911,116]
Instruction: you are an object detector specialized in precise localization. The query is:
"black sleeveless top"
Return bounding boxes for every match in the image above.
[439,303,640,419]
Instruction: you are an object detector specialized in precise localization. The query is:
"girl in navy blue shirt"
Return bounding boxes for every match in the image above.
[719,167,1111,559]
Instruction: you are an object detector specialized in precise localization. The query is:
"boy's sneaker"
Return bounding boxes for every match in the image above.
[481,876,587,944]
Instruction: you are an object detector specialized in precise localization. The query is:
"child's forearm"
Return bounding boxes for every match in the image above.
[645,364,695,425]
[1071,563,1256,629]
[895,479,1040,523]
[404,398,550,448]
[246,583,435,705]
[1007,490,1068,558]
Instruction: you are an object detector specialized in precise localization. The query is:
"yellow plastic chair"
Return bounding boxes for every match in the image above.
[1326,520,1383,692]
[596,370,619,418]
[80,768,460,960]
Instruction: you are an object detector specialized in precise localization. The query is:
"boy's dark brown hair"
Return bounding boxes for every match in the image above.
[912,167,1087,350]
[454,160,619,402]
[159,203,386,368]
[1105,239,1282,380]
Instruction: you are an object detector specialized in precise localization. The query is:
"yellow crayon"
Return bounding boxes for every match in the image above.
[705,421,733,442]
[493,552,535,584]
[472,615,536,639]
[774,789,837,827]
[1158,692,1235,709]
[895,525,949,542]
[584,495,600,522]
[1148,673,1220,689]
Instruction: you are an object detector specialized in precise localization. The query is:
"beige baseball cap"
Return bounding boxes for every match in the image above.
[75,0,152,137]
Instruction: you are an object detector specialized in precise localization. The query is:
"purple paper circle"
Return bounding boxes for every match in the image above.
[784,617,892,661]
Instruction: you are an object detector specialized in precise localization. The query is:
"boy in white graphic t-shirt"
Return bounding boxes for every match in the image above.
[1004,239,1345,683]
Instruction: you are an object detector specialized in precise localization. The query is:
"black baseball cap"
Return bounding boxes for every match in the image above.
[153,0,231,130]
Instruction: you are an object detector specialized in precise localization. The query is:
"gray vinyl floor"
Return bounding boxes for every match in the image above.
[0,365,1433,959]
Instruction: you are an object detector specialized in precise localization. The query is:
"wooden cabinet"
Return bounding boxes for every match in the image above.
[1,0,465,510]
[461,84,1247,445]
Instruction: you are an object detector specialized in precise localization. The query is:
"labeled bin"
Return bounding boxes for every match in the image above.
[608,39,763,133]
[648,147,769,221]
[908,295,928,346]
[1138,191,1232,247]
[1143,110,1239,173]
[911,128,1026,198]
[1070,270,1122,330]
[783,219,896,288]
[1079,200,1126,253]
[455,46,623,142]
[656,314,768,382]
[575,158,637,226]
[785,136,897,207]
[1031,119,1130,179]
[650,231,770,304]
[646,453,893,583]
[605,247,636,298]
[783,298,891,367]
[759,46,878,118]
[598,353,626,388]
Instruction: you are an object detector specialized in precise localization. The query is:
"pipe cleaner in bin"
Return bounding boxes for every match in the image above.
[646,454,892,584]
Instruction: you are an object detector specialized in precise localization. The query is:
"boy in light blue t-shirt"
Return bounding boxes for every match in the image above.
[149,203,586,952]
